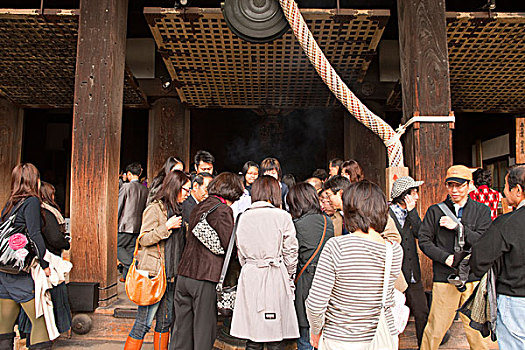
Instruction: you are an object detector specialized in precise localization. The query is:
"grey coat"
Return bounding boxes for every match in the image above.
[230,201,300,342]
[118,180,149,234]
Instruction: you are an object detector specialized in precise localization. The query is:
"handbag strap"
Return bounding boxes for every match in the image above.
[2,199,27,222]
[381,242,393,307]
[437,202,465,251]
[295,214,327,284]
[217,212,242,291]
[201,203,222,220]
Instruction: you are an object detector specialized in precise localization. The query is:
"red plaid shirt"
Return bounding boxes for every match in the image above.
[469,185,501,220]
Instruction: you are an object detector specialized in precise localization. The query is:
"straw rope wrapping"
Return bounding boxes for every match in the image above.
[279,0,404,167]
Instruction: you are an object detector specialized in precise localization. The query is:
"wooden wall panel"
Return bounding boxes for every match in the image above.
[0,98,23,207]
[344,114,387,191]
[69,0,128,302]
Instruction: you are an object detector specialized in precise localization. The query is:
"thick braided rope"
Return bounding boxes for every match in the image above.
[279,0,404,167]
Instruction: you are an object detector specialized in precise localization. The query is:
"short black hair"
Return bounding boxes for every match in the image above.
[323,175,350,194]
[312,169,328,181]
[260,157,282,180]
[207,172,244,202]
[191,172,213,187]
[282,173,296,190]
[507,165,525,191]
[287,182,322,219]
[343,180,388,233]
[392,188,416,205]
[329,158,343,168]
[473,168,492,187]
[126,162,142,176]
[194,150,215,167]
[241,161,259,175]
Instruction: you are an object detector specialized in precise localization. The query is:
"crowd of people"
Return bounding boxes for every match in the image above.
[0,151,523,350]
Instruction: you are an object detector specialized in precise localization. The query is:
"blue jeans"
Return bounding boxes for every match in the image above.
[496,294,525,350]
[297,327,314,350]
[129,281,174,340]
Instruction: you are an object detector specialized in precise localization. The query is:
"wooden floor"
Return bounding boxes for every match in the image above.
[17,281,499,350]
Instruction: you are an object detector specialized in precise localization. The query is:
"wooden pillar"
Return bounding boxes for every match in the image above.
[0,99,23,207]
[344,113,387,191]
[69,0,128,303]
[147,98,190,181]
[398,0,453,290]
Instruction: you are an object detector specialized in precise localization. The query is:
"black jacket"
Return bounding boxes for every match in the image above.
[1,197,49,269]
[419,197,491,283]
[41,209,70,256]
[470,206,525,297]
[181,195,198,224]
[389,207,423,283]
[293,213,334,327]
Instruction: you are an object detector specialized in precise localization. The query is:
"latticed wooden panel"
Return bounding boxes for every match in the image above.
[0,9,146,108]
[387,12,525,113]
[145,8,389,108]
[447,12,525,112]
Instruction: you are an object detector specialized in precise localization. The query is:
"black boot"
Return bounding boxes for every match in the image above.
[0,332,16,350]
[245,340,264,350]
[266,341,284,350]
[29,340,53,350]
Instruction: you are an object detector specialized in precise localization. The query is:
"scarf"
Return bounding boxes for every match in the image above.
[42,202,65,225]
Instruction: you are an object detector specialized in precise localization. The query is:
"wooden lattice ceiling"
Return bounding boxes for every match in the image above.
[145,7,389,108]
[387,12,525,113]
[0,9,146,108]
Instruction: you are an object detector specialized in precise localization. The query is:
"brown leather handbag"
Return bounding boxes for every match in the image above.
[125,238,166,306]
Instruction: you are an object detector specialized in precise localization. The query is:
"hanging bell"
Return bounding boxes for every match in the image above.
[221,0,289,43]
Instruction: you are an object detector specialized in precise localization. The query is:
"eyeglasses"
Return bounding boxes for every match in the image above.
[182,186,191,193]
[445,182,468,189]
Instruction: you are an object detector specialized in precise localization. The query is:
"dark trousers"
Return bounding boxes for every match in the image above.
[170,276,217,350]
[405,280,430,347]
[245,340,284,350]
[117,232,137,279]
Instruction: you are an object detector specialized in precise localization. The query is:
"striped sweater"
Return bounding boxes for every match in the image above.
[305,235,403,342]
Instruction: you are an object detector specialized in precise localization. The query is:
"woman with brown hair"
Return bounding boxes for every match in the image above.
[286,183,334,350]
[171,172,244,350]
[125,170,190,350]
[18,181,72,339]
[230,176,299,350]
[339,159,364,183]
[0,163,52,350]
[306,180,403,349]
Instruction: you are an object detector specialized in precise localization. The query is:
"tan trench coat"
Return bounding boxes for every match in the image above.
[230,201,300,342]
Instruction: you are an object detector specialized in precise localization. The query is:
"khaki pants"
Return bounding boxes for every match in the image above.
[421,282,489,350]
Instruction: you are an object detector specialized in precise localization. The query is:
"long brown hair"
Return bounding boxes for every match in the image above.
[40,181,61,212]
[2,163,41,220]
[154,170,189,214]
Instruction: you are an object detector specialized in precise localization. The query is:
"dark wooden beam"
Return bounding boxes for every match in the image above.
[69,0,128,304]
[0,98,23,207]
[147,98,190,182]
[398,0,453,290]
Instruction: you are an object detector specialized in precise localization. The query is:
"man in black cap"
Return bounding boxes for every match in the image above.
[419,165,492,350]
[389,176,427,347]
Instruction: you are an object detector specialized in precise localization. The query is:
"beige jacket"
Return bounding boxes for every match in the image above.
[135,201,170,276]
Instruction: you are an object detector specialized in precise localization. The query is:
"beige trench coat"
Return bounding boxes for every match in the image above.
[230,201,300,342]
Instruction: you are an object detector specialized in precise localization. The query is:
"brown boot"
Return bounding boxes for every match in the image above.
[153,331,169,350]
[124,336,143,350]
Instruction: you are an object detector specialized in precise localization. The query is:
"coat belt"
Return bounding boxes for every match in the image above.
[245,257,293,312]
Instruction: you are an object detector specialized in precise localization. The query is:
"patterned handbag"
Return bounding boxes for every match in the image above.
[192,203,225,255]
[216,212,242,317]
[0,200,38,275]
